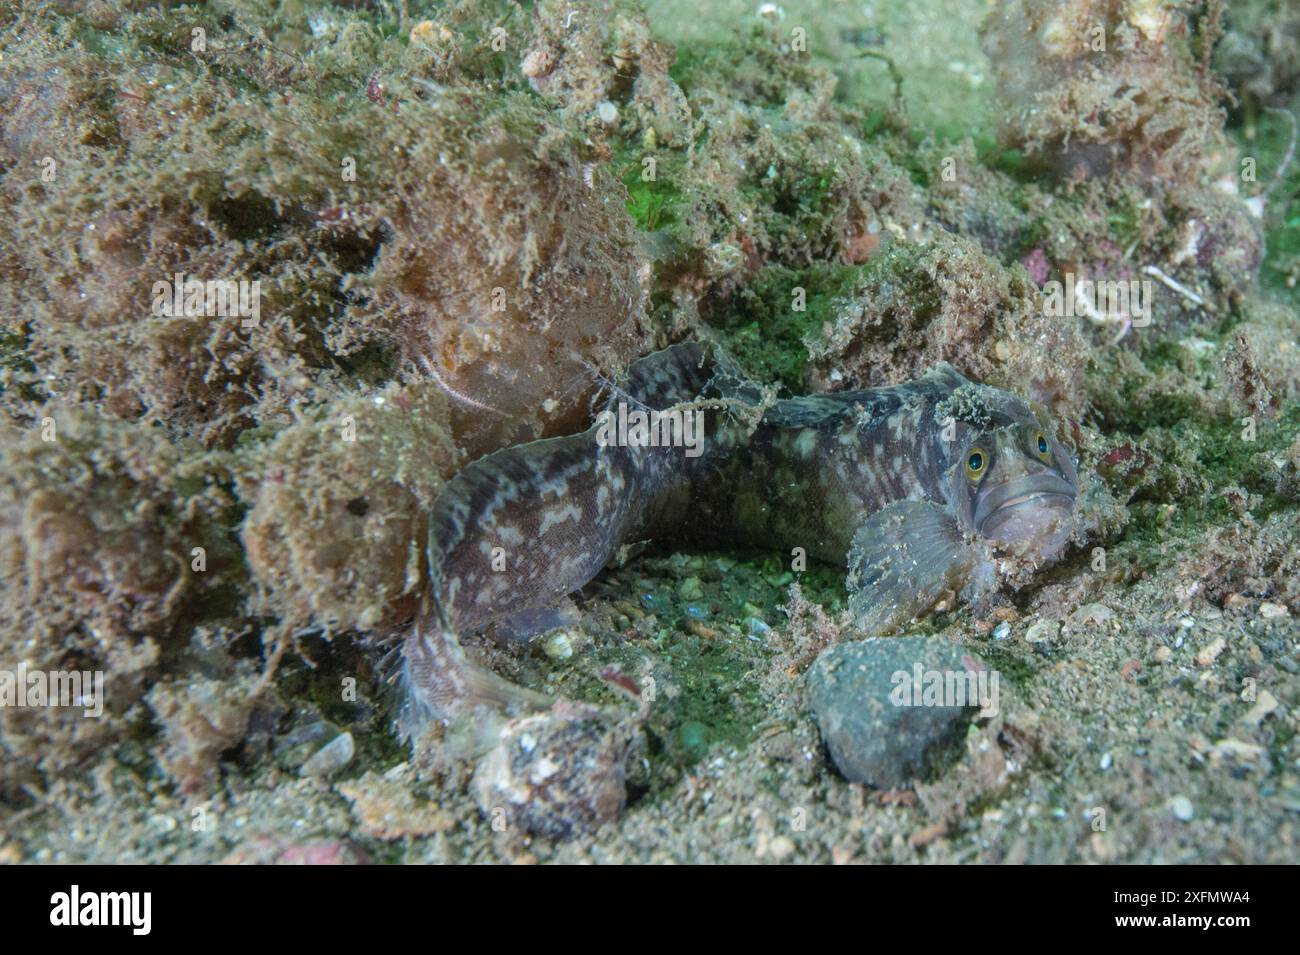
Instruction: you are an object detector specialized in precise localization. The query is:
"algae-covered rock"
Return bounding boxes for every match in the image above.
[0,27,344,449]
[1221,304,1300,419]
[0,407,236,792]
[336,83,654,457]
[1215,0,1300,106]
[807,233,1092,421]
[146,674,261,795]
[239,381,457,632]
[982,0,1229,186]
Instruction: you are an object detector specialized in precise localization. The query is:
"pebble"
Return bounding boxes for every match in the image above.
[301,731,355,778]
[1025,619,1060,644]
[677,720,710,758]
[1259,602,1289,619]
[767,835,795,861]
[596,100,619,124]
[992,621,1010,641]
[806,636,985,788]
[221,836,370,865]
[678,576,704,600]
[612,600,644,621]
[685,619,720,640]
[543,630,575,660]
[1153,645,1173,664]
[1195,636,1226,667]
[1242,689,1278,728]
[1169,795,1195,822]
[1069,603,1113,628]
[338,770,453,840]
[1210,738,1264,761]
[1099,752,1113,771]
[474,703,633,840]
[521,49,554,79]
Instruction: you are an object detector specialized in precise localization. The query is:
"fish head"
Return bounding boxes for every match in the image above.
[938,386,1079,565]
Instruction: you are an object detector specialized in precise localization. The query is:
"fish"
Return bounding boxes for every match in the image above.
[399,341,1080,738]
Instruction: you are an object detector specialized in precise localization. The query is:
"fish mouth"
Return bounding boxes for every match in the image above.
[975,473,1077,542]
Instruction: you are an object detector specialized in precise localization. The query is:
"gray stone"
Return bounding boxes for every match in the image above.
[300,731,355,778]
[806,636,991,788]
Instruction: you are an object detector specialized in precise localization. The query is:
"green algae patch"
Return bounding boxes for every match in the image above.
[1239,107,1300,299]
[617,144,685,233]
[707,263,863,390]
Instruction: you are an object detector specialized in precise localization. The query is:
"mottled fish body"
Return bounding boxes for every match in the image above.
[402,343,1079,733]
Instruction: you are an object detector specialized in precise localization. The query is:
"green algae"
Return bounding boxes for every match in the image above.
[617,143,685,232]
[706,263,862,389]
[1244,108,1300,298]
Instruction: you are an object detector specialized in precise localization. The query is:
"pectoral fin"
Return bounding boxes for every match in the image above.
[399,622,550,746]
[488,598,581,646]
[846,501,983,634]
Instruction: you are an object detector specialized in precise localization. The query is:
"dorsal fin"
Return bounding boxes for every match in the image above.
[920,361,972,392]
[611,341,763,412]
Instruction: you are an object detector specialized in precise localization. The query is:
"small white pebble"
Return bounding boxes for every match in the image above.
[1195,636,1226,667]
[1025,619,1060,644]
[768,835,795,861]
[1169,795,1194,822]
[543,630,575,660]
[1100,752,1113,771]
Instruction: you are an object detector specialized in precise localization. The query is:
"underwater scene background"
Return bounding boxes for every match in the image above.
[0,0,1297,863]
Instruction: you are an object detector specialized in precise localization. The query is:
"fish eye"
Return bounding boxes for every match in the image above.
[1033,430,1051,462]
[965,448,987,481]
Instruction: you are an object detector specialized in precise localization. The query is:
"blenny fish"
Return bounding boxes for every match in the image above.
[401,342,1079,735]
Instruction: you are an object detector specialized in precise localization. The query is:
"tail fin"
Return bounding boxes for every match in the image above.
[397,621,550,743]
